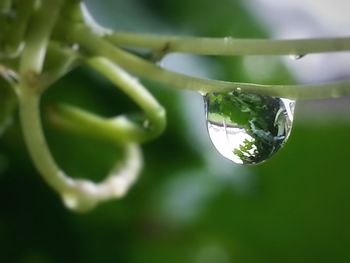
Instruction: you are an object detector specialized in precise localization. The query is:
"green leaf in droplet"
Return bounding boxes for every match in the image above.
[205,91,295,164]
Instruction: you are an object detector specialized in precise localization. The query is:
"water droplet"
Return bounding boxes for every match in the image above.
[289,54,306,60]
[204,91,295,164]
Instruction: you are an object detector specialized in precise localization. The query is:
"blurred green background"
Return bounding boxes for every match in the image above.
[1,0,350,262]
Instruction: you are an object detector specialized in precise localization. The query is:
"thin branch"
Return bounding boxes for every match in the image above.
[18,89,71,193]
[68,26,350,100]
[106,32,350,56]
[87,57,166,140]
[48,58,166,144]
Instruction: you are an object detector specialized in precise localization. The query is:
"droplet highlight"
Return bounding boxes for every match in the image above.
[204,91,295,164]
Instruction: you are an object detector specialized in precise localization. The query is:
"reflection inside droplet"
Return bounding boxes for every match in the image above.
[204,91,295,165]
[207,121,256,164]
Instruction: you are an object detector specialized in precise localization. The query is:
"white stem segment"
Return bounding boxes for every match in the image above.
[61,143,142,212]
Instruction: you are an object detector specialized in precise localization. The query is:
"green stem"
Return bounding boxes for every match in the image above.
[49,104,148,144]
[87,57,166,139]
[106,32,350,56]
[17,0,66,191]
[48,58,166,144]
[20,0,63,74]
[18,89,70,192]
[67,26,350,100]
[19,87,143,212]
[14,1,146,212]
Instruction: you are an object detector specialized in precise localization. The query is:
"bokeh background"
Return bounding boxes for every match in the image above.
[1,0,350,262]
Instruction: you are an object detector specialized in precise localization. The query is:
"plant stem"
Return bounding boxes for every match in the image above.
[48,58,166,144]
[49,104,149,144]
[66,26,350,100]
[19,86,143,212]
[18,88,71,192]
[106,32,350,56]
[20,0,63,74]
[17,0,67,192]
[14,1,146,212]
[87,57,166,139]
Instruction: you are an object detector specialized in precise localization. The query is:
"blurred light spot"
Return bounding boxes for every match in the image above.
[196,244,231,263]
[85,0,171,32]
[157,172,219,223]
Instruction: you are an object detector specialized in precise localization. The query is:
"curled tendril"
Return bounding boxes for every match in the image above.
[18,56,165,212]
[60,143,143,212]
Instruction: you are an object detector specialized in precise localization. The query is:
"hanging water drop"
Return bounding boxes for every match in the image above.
[204,91,295,164]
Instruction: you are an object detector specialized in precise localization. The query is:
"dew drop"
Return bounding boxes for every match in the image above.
[204,91,295,164]
[289,54,306,60]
